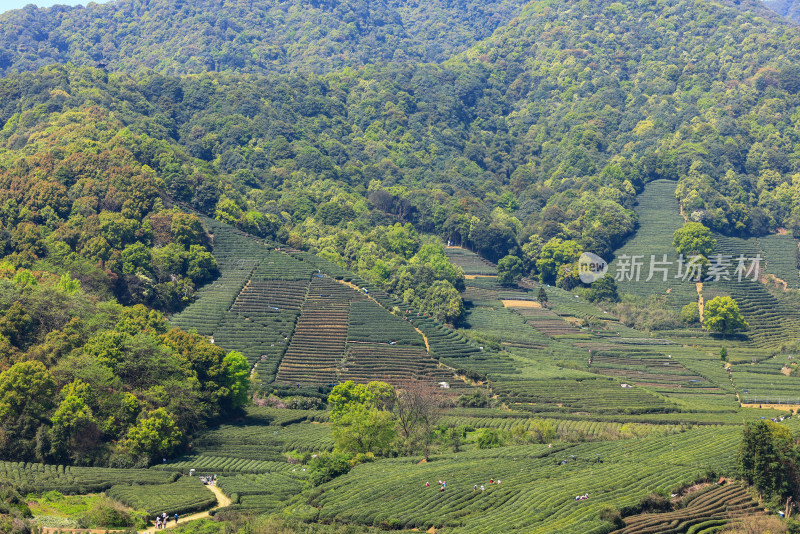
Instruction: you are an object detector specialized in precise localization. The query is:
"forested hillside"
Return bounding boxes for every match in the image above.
[0,0,530,75]
[4,0,800,531]
[5,0,800,289]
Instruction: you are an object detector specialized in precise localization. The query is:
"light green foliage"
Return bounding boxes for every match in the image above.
[510,420,556,445]
[385,223,421,259]
[331,404,396,455]
[672,223,716,258]
[121,408,182,461]
[55,273,81,294]
[680,302,700,324]
[328,381,393,421]
[214,196,243,226]
[410,244,465,288]
[51,395,95,433]
[12,270,37,288]
[0,360,56,421]
[82,331,128,372]
[537,239,582,285]
[703,296,748,336]
[328,381,396,454]
[223,351,250,410]
[116,305,167,336]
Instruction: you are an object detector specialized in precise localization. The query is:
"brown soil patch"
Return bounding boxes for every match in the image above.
[778,227,788,235]
[782,367,792,376]
[501,299,541,308]
[740,403,800,411]
[696,282,704,322]
[464,274,495,279]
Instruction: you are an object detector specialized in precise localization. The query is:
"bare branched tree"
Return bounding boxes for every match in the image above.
[393,379,445,459]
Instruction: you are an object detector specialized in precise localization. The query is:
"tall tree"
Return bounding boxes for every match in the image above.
[703,296,748,338]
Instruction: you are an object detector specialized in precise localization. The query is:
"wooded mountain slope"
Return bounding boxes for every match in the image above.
[4,0,800,271]
[0,0,530,76]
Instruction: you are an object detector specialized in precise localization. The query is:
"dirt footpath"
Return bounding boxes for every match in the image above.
[39,483,231,534]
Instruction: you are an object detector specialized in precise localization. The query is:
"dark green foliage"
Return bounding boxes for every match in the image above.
[0,0,532,76]
[308,452,352,487]
[457,390,490,408]
[585,275,619,303]
[496,255,524,286]
[0,272,250,466]
[738,421,800,503]
[537,287,548,308]
[476,428,504,449]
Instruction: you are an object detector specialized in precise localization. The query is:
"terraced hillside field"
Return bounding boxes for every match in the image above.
[712,235,800,349]
[609,180,698,309]
[310,427,740,533]
[758,233,799,288]
[612,483,762,534]
[0,461,176,494]
[171,217,480,388]
[445,246,497,275]
[276,276,364,385]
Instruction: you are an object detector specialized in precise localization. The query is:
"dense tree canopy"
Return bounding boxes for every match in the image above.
[738,421,800,505]
[703,296,749,336]
[0,267,249,467]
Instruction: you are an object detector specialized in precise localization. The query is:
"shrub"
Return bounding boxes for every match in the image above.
[680,302,700,324]
[307,452,352,486]
[77,498,142,529]
[598,505,623,528]
[476,428,505,449]
[638,492,671,514]
[457,390,489,408]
